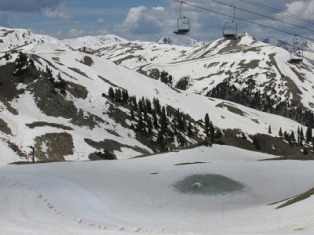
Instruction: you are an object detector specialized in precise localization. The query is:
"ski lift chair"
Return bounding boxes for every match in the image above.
[173,16,190,35]
[288,35,304,64]
[223,20,237,39]
[289,50,303,64]
[223,6,237,39]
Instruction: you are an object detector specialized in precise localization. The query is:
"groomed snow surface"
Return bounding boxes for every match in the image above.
[1,145,314,235]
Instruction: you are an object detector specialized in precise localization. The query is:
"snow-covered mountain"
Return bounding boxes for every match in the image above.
[157,35,206,47]
[62,34,128,51]
[262,36,314,62]
[98,32,314,116]
[0,27,64,51]
[262,37,292,51]
[0,27,313,165]
[263,36,314,52]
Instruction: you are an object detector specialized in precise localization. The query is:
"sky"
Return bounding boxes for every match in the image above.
[0,0,313,42]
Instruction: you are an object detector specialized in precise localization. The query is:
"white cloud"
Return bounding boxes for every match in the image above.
[153,7,165,11]
[0,1,65,12]
[68,28,85,38]
[42,4,72,20]
[97,18,105,25]
[285,0,314,20]
[113,6,174,40]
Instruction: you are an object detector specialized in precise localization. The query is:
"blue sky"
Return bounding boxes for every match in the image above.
[0,0,313,42]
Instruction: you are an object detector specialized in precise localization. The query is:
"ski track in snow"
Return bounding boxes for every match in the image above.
[0,174,185,235]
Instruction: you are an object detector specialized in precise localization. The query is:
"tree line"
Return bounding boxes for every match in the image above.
[106,86,216,152]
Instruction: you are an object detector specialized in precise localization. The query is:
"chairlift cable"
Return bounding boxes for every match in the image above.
[238,0,314,25]
[210,0,314,34]
[171,0,314,42]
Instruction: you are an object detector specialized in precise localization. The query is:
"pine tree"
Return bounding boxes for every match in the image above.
[152,110,158,129]
[147,118,153,135]
[4,52,10,60]
[306,126,312,143]
[108,87,114,100]
[209,121,214,143]
[177,133,186,147]
[241,133,247,140]
[146,98,152,113]
[175,109,185,131]
[46,65,52,79]
[157,130,166,152]
[114,89,121,102]
[253,136,261,150]
[143,106,148,121]
[138,100,143,113]
[130,108,135,120]
[187,122,193,137]
[18,51,27,62]
[122,89,129,104]
[204,113,210,137]
[290,131,295,143]
[300,127,304,145]
[279,127,283,137]
[137,113,143,133]
[153,98,161,114]
[132,96,138,110]
[159,107,167,134]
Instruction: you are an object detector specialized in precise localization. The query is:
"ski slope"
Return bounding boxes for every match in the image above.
[1,145,314,235]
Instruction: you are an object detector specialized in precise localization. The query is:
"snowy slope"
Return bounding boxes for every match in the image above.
[28,47,312,133]
[99,32,314,112]
[63,34,128,51]
[0,27,64,51]
[1,145,314,234]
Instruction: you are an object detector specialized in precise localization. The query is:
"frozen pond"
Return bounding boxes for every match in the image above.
[174,174,245,195]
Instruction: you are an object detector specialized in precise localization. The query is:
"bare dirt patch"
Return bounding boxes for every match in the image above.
[216,102,246,116]
[26,121,73,130]
[0,118,11,134]
[34,132,74,161]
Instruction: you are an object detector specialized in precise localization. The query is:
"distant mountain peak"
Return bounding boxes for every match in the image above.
[0,27,61,51]
[157,35,206,47]
[262,36,291,51]
[62,34,128,51]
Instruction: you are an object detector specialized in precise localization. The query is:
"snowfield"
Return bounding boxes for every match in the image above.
[1,145,314,235]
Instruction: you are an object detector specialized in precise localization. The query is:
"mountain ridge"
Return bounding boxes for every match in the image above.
[0,27,313,165]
